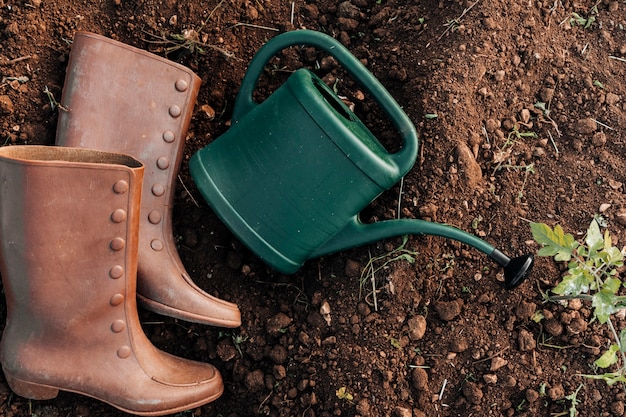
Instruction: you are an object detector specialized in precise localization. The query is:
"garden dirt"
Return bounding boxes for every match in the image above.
[2,0,626,416]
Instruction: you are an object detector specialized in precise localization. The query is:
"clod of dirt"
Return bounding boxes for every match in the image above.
[515,301,537,321]
[411,367,429,391]
[434,299,463,321]
[216,338,237,362]
[575,118,598,134]
[344,258,362,277]
[407,315,427,341]
[544,318,564,336]
[615,209,626,226]
[450,337,469,353]
[462,381,484,405]
[268,344,288,364]
[244,369,265,393]
[455,141,483,188]
[266,312,293,336]
[592,131,607,146]
[526,388,540,403]
[393,406,412,417]
[356,398,371,415]
[548,384,565,401]
[610,400,625,416]
[518,329,536,351]
[0,95,14,114]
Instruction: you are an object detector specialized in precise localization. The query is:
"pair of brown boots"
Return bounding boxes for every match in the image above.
[0,32,240,415]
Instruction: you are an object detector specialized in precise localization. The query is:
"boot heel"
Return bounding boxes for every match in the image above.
[4,373,59,400]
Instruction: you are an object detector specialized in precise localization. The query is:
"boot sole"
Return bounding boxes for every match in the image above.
[137,294,241,328]
[4,369,224,416]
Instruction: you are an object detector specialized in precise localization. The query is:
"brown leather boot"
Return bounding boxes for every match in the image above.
[56,32,241,327]
[0,146,224,415]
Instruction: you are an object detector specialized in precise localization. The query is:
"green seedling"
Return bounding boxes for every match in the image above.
[390,337,402,349]
[43,86,68,112]
[336,386,354,401]
[569,11,596,29]
[531,220,626,387]
[360,235,418,310]
[559,383,583,417]
[424,113,438,119]
[218,331,249,357]
[593,80,605,89]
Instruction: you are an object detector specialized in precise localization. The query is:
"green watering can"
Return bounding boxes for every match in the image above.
[190,30,533,289]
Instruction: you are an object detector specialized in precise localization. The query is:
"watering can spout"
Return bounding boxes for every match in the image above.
[310,217,533,290]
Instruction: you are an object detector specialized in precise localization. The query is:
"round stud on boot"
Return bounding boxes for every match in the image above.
[0,146,224,415]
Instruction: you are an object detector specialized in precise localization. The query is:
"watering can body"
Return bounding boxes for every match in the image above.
[191,30,417,274]
[192,71,404,273]
[190,30,533,288]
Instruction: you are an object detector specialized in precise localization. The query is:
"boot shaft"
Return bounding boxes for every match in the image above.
[0,146,144,349]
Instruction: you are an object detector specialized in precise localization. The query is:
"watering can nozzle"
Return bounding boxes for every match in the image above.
[489,249,534,290]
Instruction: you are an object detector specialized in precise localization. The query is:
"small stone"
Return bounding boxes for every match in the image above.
[533,147,545,157]
[407,315,427,341]
[268,344,288,364]
[356,398,371,415]
[490,357,508,371]
[520,108,531,124]
[0,95,14,115]
[518,329,536,351]
[494,70,505,81]
[200,104,215,120]
[515,301,537,320]
[592,131,607,146]
[483,374,498,384]
[575,118,597,134]
[502,375,517,387]
[600,203,611,212]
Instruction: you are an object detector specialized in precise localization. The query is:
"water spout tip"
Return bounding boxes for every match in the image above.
[503,254,534,290]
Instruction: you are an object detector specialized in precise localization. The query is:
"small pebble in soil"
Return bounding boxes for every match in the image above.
[483,374,497,384]
[490,357,508,371]
[518,329,536,351]
[407,315,427,341]
[266,312,292,336]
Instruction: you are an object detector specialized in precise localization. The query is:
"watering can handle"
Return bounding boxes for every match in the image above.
[232,30,419,175]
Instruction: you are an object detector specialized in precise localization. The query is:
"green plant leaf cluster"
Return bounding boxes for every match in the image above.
[531,220,624,321]
[531,219,626,386]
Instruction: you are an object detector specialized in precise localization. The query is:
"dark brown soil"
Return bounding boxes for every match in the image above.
[2,0,626,416]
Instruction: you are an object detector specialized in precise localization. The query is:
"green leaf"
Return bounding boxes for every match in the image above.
[592,290,619,324]
[553,268,591,296]
[586,219,604,255]
[530,222,578,261]
[594,344,620,368]
[603,277,622,295]
[581,372,626,386]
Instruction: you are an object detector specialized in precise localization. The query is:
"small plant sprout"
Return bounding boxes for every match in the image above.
[335,386,353,401]
[43,86,68,112]
[360,235,418,310]
[531,219,626,387]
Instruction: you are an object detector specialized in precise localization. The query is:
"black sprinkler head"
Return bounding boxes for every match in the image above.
[488,249,534,290]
